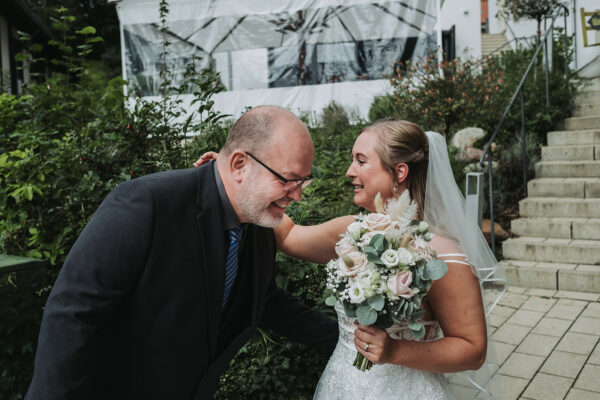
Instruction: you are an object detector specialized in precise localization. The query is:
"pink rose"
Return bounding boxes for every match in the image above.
[387,271,420,299]
[339,251,369,277]
[335,236,359,257]
[362,213,392,232]
[410,235,435,261]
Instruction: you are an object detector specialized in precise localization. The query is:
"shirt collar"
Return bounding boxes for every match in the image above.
[213,161,241,231]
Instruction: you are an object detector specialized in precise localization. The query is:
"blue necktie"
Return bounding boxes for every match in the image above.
[223,226,243,308]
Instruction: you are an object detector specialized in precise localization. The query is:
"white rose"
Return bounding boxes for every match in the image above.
[396,247,415,266]
[424,232,432,241]
[335,236,359,257]
[348,282,366,304]
[339,251,369,277]
[346,221,363,241]
[417,221,429,234]
[363,213,392,232]
[380,249,400,268]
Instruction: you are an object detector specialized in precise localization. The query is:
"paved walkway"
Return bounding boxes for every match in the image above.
[486,286,600,400]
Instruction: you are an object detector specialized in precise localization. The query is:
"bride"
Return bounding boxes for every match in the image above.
[196,119,507,399]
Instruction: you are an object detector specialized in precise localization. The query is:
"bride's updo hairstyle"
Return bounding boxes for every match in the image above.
[364,119,429,219]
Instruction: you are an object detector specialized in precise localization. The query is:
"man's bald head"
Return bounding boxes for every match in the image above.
[221,105,310,157]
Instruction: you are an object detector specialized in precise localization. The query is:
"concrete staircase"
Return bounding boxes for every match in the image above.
[481,33,510,58]
[501,78,600,293]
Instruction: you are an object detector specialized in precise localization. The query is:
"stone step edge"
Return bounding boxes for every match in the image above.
[499,260,600,293]
[510,217,600,240]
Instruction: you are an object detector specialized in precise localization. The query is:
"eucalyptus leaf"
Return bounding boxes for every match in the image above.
[356,306,378,326]
[367,294,385,311]
[424,259,448,280]
[408,322,426,339]
[325,296,337,307]
[369,234,386,253]
[343,302,357,318]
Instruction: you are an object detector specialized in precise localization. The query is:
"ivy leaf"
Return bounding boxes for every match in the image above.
[356,306,378,326]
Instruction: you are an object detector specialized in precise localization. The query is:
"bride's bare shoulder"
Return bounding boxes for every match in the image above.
[428,234,463,256]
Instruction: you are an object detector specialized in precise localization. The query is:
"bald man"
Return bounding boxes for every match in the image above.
[26,106,338,400]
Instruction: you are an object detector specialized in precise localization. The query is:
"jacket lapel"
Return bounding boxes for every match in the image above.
[195,161,226,359]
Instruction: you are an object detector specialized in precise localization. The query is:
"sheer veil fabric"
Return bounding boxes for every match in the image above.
[424,131,508,399]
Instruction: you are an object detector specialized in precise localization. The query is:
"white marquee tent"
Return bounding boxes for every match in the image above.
[114,0,441,120]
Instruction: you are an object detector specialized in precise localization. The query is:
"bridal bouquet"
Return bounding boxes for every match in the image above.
[324,192,448,371]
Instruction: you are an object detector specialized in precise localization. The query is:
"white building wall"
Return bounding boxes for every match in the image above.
[487,0,600,77]
[441,0,482,59]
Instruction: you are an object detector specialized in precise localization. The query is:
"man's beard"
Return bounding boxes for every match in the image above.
[235,174,284,228]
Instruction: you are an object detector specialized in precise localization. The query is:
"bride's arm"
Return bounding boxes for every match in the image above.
[275,214,354,264]
[353,260,487,373]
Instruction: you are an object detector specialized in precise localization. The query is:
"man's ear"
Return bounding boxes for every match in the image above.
[396,162,409,184]
[230,151,248,182]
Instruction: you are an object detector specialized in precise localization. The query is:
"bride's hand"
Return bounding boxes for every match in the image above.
[193,151,218,167]
[354,324,396,365]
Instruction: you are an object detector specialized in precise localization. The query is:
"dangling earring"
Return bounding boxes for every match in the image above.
[393,182,399,194]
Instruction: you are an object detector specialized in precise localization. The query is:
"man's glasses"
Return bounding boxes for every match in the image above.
[246,152,313,190]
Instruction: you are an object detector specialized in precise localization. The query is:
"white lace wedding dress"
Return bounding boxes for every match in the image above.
[313,252,470,400]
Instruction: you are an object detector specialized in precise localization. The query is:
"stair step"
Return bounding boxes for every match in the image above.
[499,259,600,293]
[535,160,600,178]
[576,90,600,104]
[564,115,600,130]
[547,129,600,146]
[574,102,600,117]
[541,145,597,161]
[519,197,600,218]
[583,78,600,92]
[527,178,600,198]
[511,217,600,239]
[502,237,600,265]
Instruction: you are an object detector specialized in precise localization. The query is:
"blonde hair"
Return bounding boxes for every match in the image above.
[362,119,429,219]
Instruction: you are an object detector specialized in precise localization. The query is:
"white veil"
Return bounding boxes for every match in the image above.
[424,131,508,399]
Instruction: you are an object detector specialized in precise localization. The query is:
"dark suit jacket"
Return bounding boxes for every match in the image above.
[26,163,337,400]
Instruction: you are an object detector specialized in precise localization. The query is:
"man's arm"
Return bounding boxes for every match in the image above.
[259,281,338,353]
[26,181,154,399]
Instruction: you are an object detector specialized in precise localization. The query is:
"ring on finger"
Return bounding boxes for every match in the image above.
[364,343,369,351]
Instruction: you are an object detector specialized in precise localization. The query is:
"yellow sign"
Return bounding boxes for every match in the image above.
[581,8,600,47]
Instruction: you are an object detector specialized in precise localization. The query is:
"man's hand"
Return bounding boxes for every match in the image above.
[193,151,218,167]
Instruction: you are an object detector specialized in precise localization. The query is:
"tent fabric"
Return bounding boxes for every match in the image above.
[116,0,438,120]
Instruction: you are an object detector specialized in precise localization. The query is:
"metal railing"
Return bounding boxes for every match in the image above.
[479,6,571,253]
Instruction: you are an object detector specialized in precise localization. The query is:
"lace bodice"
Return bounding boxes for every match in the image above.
[335,302,442,353]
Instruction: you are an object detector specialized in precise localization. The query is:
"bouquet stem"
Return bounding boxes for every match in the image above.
[353,352,373,371]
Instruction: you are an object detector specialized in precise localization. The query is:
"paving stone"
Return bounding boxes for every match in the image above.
[448,383,478,399]
[582,302,600,318]
[556,332,599,355]
[506,309,545,327]
[493,324,532,345]
[574,364,600,392]
[499,352,545,379]
[516,334,560,357]
[522,373,573,400]
[540,350,587,378]
[546,303,586,320]
[532,317,572,337]
[492,341,516,365]
[520,296,556,312]
[555,291,600,301]
[570,316,600,335]
[556,298,589,307]
[497,374,528,400]
[566,388,600,400]
[498,293,530,308]
[525,288,557,298]
[590,343,600,365]
[508,286,528,294]
[489,305,517,328]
